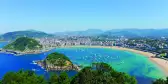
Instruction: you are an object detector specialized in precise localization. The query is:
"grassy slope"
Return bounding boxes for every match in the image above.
[4,37,42,51]
[45,52,72,66]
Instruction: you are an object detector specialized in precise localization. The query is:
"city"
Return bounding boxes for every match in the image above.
[37,36,168,59]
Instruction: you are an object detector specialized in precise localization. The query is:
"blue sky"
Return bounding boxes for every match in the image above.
[0,0,168,33]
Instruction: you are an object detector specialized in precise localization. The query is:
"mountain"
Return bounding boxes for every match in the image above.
[100,29,168,38]
[1,30,53,40]
[55,29,104,36]
[54,28,168,38]
[2,29,168,40]
[4,37,42,51]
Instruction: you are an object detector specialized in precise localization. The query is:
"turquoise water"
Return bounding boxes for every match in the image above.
[0,42,8,48]
[0,42,166,84]
[56,47,166,79]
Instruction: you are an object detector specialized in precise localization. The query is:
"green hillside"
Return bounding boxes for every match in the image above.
[1,30,53,40]
[4,37,42,51]
[45,52,72,66]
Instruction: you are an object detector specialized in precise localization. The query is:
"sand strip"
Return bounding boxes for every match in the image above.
[110,46,168,75]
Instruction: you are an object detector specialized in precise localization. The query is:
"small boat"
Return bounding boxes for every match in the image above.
[121,60,124,64]
[32,69,36,71]
[32,61,37,65]
[117,60,124,65]
[32,69,40,71]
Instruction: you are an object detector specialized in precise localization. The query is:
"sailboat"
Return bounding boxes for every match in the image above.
[117,60,124,65]
[121,60,124,64]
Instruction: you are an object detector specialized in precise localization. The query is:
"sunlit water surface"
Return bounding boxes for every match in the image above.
[0,42,166,84]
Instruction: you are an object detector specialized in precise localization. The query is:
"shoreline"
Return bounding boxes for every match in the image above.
[1,45,168,76]
[111,46,168,76]
[66,45,168,75]
[0,48,53,56]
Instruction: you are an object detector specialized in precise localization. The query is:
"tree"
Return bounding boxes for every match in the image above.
[153,77,168,84]
[0,70,46,84]
[71,63,137,84]
[58,72,70,84]
[0,63,137,84]
[49,74,58,84]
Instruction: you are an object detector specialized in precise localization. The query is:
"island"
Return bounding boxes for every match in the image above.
[1,37,43,55]
[35,52,80,71]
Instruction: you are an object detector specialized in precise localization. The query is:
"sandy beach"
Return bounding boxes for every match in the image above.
[110,46,168,75]
[69,45,168,75]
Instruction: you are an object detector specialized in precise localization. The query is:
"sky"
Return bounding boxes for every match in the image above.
[0,0,168,33]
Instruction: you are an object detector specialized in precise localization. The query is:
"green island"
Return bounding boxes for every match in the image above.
[3,37,42,53]
[0,63,138,84]
[35,52,80,71]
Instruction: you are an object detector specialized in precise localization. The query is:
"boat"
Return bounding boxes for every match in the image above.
[32,69,36,71]
[117,60,124,65]
[121,60,124,64]
[32,61,37,65]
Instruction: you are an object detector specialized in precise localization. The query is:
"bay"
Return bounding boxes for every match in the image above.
[0,42,165,84]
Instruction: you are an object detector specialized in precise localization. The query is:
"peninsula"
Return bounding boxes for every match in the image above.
[2,37,43,55]
[35,52,80,71]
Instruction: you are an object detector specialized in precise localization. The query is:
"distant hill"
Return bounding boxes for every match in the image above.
[54,28,168,38]
[55,29,104,36]
[4,37,42,51]
[2,29,168,40]
[1,30,53,40]
[100,29,168,38]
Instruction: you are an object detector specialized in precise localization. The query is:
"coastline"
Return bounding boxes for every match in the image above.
[111,46,168,75]
[1,45,168,75]
[67,45,168,75]
[0,48,53,56]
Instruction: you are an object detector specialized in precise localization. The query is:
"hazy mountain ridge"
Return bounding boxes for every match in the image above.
[54,29,104,36]
[54,29,168,38]
[1,30,54,40]
[1,29,168,40]
[101,29,168,38]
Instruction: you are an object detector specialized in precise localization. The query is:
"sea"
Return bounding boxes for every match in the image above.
[0,42,166,84]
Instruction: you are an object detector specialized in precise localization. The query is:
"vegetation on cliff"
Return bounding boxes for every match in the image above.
[0,70,46,84]
[153,77,168,84]
[4,37,42,51]
[45,52,72,66]
[0,63,137,84]
[71,63,137,84]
